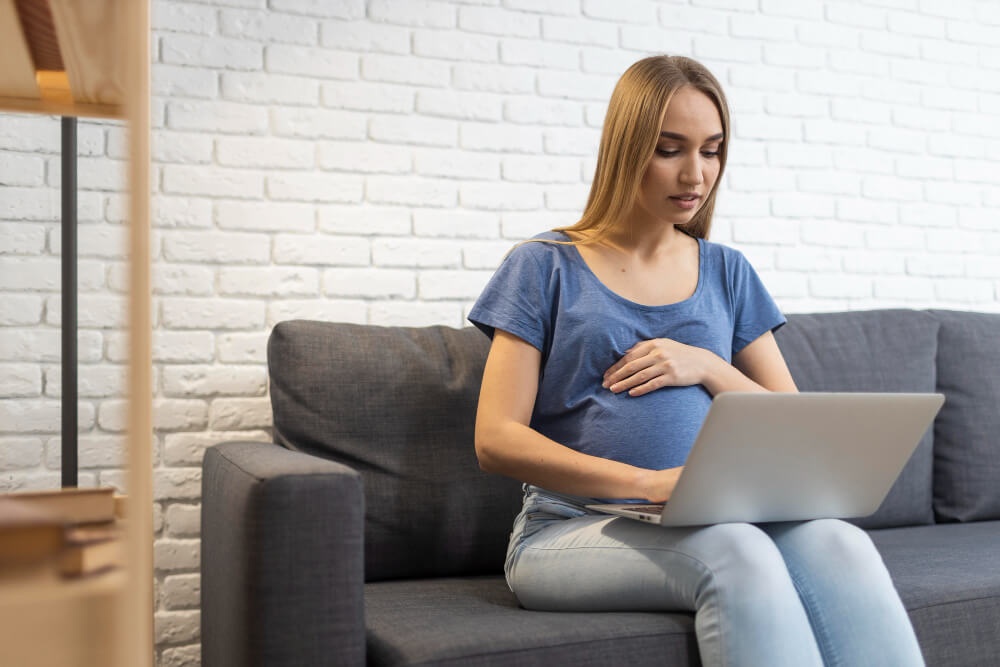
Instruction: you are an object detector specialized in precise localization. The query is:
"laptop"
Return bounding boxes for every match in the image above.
[586,392,944,526]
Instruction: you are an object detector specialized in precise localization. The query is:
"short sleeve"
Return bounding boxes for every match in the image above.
[730,250,786,355]
[468,242,554,352]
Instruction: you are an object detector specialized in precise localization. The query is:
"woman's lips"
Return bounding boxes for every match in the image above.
[669,194,701,210]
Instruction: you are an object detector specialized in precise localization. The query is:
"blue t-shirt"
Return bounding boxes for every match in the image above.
[468,230,785,474]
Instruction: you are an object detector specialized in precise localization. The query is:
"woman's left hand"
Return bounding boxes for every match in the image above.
[603,338,718,397]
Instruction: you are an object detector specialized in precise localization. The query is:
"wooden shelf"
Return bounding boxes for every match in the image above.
[0,0,124,117]
[0,93,122,119]
[0,0,152,665]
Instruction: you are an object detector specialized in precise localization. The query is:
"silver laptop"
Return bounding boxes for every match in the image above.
[586,392,944,526]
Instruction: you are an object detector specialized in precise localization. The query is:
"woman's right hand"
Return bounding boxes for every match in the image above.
[638,466,685,504]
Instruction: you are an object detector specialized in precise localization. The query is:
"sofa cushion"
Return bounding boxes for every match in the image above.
[267,321,522,582]
[365,577,699,667]
[870,521,1000,666]
[774,310,940,529]
[929,310,1000,522]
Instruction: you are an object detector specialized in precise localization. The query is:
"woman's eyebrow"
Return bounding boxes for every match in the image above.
[659,131,725,142]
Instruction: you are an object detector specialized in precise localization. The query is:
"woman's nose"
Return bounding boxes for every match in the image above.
[679,155,704,185]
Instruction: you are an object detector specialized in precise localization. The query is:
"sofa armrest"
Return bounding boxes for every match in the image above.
[201,441,365,667]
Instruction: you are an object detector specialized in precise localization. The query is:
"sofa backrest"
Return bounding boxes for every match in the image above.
[266,310,999,582]
[776,309,1000,527]
[928,310,1000,523]
[774,310,940,529]
[267,320,522,582]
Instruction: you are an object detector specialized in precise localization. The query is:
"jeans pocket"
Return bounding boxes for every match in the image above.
[526,487,591,521]
[515,490,591,546]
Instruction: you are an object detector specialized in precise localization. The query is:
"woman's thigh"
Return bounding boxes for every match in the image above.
[507,514,792,613]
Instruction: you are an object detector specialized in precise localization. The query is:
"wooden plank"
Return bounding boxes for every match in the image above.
[0,577,120,667]
[48,0,124,105]
[121,0,154,663]
[0,95,122,119]
[0,0,41,100]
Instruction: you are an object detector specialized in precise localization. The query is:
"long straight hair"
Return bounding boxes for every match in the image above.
[557,55,731,243]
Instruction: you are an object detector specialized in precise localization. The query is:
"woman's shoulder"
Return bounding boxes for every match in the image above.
[697,238,767,293]
[700,237,754,268]
[504,230,574,265]
[532,230,571,242]
[522,230,572,247]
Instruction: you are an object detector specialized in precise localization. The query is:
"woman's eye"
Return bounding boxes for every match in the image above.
[655,148,721,158]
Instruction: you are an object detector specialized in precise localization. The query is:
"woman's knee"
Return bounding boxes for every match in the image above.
[702,522,780,558]
[790,518,878,561]
[681,523,808,620]
[696,523,790,586]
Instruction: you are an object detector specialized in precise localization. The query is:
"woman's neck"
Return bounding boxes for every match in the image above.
[603,222,690,260]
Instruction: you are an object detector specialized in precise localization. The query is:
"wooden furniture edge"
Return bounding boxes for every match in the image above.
[122,0,154,664]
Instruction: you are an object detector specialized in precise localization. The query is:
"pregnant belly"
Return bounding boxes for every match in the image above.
[576,384,713,470]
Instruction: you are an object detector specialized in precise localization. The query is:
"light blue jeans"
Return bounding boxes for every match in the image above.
[505,486,925,667]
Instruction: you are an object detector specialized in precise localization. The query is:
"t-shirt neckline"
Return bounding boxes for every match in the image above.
[558,232,706,311]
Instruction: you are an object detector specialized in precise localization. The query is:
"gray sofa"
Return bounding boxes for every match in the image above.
[202,309,1000,666]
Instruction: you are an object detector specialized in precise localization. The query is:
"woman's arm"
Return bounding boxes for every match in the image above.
[475,329,683,503]
[603,330,797,397]
[730,330,797,393]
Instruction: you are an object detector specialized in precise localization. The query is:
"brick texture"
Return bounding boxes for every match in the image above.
[1,1,999,664]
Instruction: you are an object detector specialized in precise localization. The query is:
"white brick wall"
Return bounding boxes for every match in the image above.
[1,1,999,664]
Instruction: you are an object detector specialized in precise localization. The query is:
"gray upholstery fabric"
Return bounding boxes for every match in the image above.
[870,521,1000,665]
[929,310,1000,522]
[911,598,1000,667]
[267,320,523,582]
[365,518,1000,667]
[365,577,698,667]
[198,311,1000,667]
[774,310,939,529]
[201,442,366,667]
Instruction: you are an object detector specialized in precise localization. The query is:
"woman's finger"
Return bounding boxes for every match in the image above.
[627,376,666,397]
[604,340,658,382]
[604,355,657,389]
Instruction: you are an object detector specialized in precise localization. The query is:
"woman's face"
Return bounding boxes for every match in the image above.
[633,86,724,228]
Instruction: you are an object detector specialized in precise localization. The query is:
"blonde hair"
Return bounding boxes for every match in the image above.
[557,55,730,244]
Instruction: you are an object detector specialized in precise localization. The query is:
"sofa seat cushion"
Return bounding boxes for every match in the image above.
[871,521,1000,666]
[365,577,698,667]
[364,523,1000,667]
[774,310,940,529]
